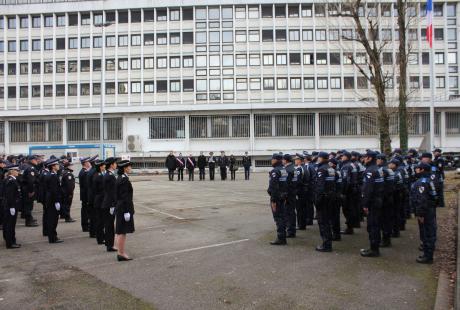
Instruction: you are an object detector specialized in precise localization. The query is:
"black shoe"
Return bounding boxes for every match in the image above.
[25,221,39,227]
[0,225,3,230]
[400,224,406,231]
[315,245,332,252]
[82,228,89,232]
[286,234,296,238]
[392,231,400,238]
[107,247,117,252]
[416,256,433,264]
[89,235,96,238]
[341,228,354,235]
[332,235,342,241]
[65,218,76,223]
[269,239,287,245]
[306,220,313,226]
[7,244,21,249]
[360,248,380,257]
[380,239,392,248]
[50,239,64,244]
[117,255,133,261]
[97,241,105,245]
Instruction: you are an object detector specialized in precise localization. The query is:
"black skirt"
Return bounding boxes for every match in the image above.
[115,211,135,234]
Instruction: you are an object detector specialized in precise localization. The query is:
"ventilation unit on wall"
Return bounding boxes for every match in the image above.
[126,135,142,152]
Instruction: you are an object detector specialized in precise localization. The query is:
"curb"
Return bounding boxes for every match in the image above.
[436,270,450,310]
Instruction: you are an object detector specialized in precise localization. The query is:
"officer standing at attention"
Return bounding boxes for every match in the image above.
[21,155,39,227]
[197,152,207,181]
[218,151,229,181]
[60,162,76,223]
[103,157,118,252]
[294,154,307,230]
[242,152,252,180]
[282,154,297,238]
[165,151,177,181]
[302,152,316,226]
[45,158,63,244]
[328,158,342,241]
[314,152,336,252]
[360,151,384,257]
[432,148,445,208]
[87,156,98,238]
[3,164,22,249]
[78,157,91,232]
[93,160,106,245]
[208,152,216,181]
[176,153,185,181]
[340,151,359,235]
[0,159,6,230]
[38,161,50,236]
[267,153,288,245]
[186,154,196,181]
[411,162,438,264]
[376,154,395,247]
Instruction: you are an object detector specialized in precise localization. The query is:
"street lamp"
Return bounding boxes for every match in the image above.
[94,22,112,159]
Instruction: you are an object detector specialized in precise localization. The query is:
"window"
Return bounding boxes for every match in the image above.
[20,40,28,51]
[56,84,65,96]
[222,31,233,43]
[236,30,247,43]
[68,61,77,72]
[222,6,233,19]
[449,52,458,64]
[422,52,430,64]
[106,36,116,47]
[435,28,444,41]
[118,58,128,70]
[32,62,40,74]
[235,6,246,19]
[315,4,326,17]
[131,58,141,70]
[44,39,53,50]
[277,78,288,90]
[434,3,443,16]
[81,13,90,25]
[68,84,78,96]
[118,35,128,46]
[448,28,457,41]
[106,59,115,71]
[330,53,341,65]
[149,117,185,139]
[344,77,354,89]
[118,11,128,23]
[290,78,301,89]
[118,82,128,94]
[170,57,180,68]
[69,37,78,49]
[144,57,154,69]
[435,52,445,64]
[183,56,193,68]
[317,77,328,89]
[20,86,28,98]
[32,85,40,97]
[209,31,220,43]
[20,16,28,28]
[288,5,299,17]
[303,53,314,65]
[80,60,90,72]
[447,3,457,17]
[144,81,155,93]
[249,54,260,66]
[131,34,141,46]
[436,76,445,88]
[289,30,300,41]
[250,78,261,90]
[329,29,339,41]
[170,80,181,92]
[290,53,301,65]
[93,36,102,48]
[316,53,327,65]
[81,83,90,95]
[302,30,313,41]
[410,76,420,89]
[263,54,274,66]
[170,33,180,45]
[263,78,274,90]
[222,54,233,66]
[106,82,116,94]
[357,77,368,89]
[44,15,53,27]
[183,8,194,20]
[277,54,287,65]
[330,77,341,89]
[81,37,90,48]
[383,53,393,65]
[8,17,16,29]
[8,41,16,52]
[301,4,313,17]
[249,5,260,18]
[236,54,247,66]
[56,15,65,27]
[93,13,103,25]
[183,79,194,92]
[236,78,248,90]
[183,32,193,44]
[56,61,65,73]
[44,62,53,73]
[262,30,273,42]
[44,85,53,96]
[32,16,40,28]
[316,30,326,41]
[157,80,168,92]
[157,57,167,69]
[68,14,78,26]
[8,86,16,99]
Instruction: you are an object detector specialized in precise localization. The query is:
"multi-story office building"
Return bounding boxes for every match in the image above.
[1,0,460,167]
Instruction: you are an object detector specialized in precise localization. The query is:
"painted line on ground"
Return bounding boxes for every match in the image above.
[137,205,186,220]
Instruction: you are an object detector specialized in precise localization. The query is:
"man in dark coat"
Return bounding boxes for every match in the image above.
[0,159,6,230]
[21,155,39,227]
[218,151,229,181]
[208,152,216,181]
[242,152,252,180]
[176,153,185,181]
[78,157,91,232]
[186,154,196,181]
[60,162,76,223]
[86,156,98,238]
[165,152,176,181]
[197,152,207,180]
[102,157,118,252]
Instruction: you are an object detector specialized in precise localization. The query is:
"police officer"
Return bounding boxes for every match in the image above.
[302,152,316,225]
[351,151,365,227]
[432,148,445,208]
[283,154,296,238]
[242,152,252,180]
[394,155,409,231]
[267,153,288,245]
[389,159,403,238]
[78,157,91,232]
[3,164,22,249]
[340,151,359,234]
[218,151,229,181]
[87,156,98,238]
[197,152,207,181]
[38,160,50,236]
[0,159,6,230]
[103,157,118,252]
[208,152,216,181]
[314,152,337,252]
[360,151,384,257]
[45,158,63,244]
[21,155,39,227]
[93,160,106,245]
[294,154,306,230]
[377,154,395,247]
[411,162,437,264]
[60,162,76,223]
[329,158,342,241]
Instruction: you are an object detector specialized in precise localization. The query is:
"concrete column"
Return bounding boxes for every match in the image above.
[314,112,320,150]
[184,114,190,153]
[440,110,446,148]
[249,112,255,172]
[4,120,10,154]
[62,117,67,145]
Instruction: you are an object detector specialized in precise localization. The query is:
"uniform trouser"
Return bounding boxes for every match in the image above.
[244,167,250,180]
[103,208,115,249]
[296,192,307,229]
[230,170,236,180]
[42,203,48,236]
[316,195,333,248]
[285,194,297,235]
[168,169,175,181]
[306,197,314,224]
[419,207,437,259]
[392,191,402,234]
[177,169,184,181]
[188,169,194,181]
[88,203,97,237]
[46,204,59,243]
[61,199,72,220]
[399,190,408,228]
[343,190,359,228]
[199,168,205,180]
[95,208,105,244]
[381,195,394,240]
[403,186,411,218]
[81,200,89,231]
[367,199,382,251]
[22,197,34,222]
[437,183,445,208]
[0,199,4,226]
[209,166,215,180]
[3,209,17,247]
[220,167,227,180]
[331,195,341,237]
[271,199,286,240]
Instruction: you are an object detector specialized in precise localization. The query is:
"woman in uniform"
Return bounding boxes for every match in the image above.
[93,160,106,245]
[115,160,135,261]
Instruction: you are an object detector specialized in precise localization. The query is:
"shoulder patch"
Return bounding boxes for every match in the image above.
[418,186,425,194]
[68,175,72,180]
[30,171,35,176]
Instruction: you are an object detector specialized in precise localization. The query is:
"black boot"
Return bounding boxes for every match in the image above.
[360,248,380,257]
[315,244,332,252]
[332,234,342,241]
[392,231,400,238]
[340,226,354,235]
[270,239,287,245]
[380,238,391,248]
[416,256,433,264]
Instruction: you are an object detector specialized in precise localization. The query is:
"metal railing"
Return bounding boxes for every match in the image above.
[1,0,96,5]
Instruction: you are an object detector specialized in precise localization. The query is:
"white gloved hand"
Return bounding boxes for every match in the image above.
[55,202,61,211]
[109,207,115,215]
[10,208,15,216]
[124,212,131,222]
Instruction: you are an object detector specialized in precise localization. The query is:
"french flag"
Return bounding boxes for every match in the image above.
[427,0,433,48]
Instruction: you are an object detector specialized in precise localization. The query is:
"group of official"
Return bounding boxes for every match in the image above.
[0,154,136,262]
[165,151,252,181]
[267,148,445,264]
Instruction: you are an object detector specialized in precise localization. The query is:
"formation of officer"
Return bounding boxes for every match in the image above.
[164,151,253,181]
[267,148,445,264]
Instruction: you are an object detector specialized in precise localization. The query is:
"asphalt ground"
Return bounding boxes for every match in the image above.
[0,172,438,310]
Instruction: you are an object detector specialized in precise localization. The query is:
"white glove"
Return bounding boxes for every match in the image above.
[55,202,61,211]
[10,208,15,216]
[124,212,131,222]
[110,207,115,215]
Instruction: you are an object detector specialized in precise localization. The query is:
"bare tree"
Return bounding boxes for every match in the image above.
[340,0,392,154]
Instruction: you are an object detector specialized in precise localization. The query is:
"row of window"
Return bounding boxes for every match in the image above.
[1,2,455,29]
[1,50,457,77]
[2,75,455,99]
[1,26,456,53]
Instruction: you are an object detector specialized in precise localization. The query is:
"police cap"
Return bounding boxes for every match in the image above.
[283,154,293,162]
[272,153,283,160]
[318,151,329,159]
[104,157,117,166]
[416,162,431,172]
[421,152,433,159]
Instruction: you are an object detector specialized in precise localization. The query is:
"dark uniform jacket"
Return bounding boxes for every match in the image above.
[242,156,251,168]
[341,161,359,194]
[61,169,75,205]
[197,155,207,169]
[411,173,437,217]
[78,168,88,202]
[218,156,229,168]
[102,170,117,209]
[186,157,196,170]
[45,172,61,206]
[21,163,38,201]
[37,168,49,204]
[5,176,21,211]
[116,174,134,215]
[0,168,6,207]
[86,167,96,205]
[165,155,177,170]
[361,162,384,209]
[314,163,337,201]
[93,172,105,208]
[267,164,288,202]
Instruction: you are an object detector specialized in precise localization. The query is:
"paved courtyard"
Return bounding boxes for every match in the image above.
[0,173,437,310]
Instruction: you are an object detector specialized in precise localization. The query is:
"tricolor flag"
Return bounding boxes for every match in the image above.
[426,0,433,48]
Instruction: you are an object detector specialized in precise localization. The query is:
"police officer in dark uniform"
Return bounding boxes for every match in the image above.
[267,153,288,245]
[389,159,403,238]
[93,160,106,245]
[432,148,445,208]
[0,159,6,230]
[60,162,76,223]
[294,154,306,230]
[218,151,229,181]
[360,151,384,257]
[3,164,22,249]
[87,156,98,238]
[103,157,118,252]
[377,154,395,247]
[78,157,91,232]
[340,151,359,234]
[38,161,50,236]
[351,151,365,227]
[394,155,409,231]
[208,152,216,181]
[329,158,342,241]
[44,158,63,243]
[411,162,437,264]
[197,152,207,181]
[242,152,252,180]
[314,152,337,252]
[21,155,39,227]
[282,154,296,238]
[302,152,316,225]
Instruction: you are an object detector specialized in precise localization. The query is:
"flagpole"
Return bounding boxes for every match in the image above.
[429,46,435,152]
